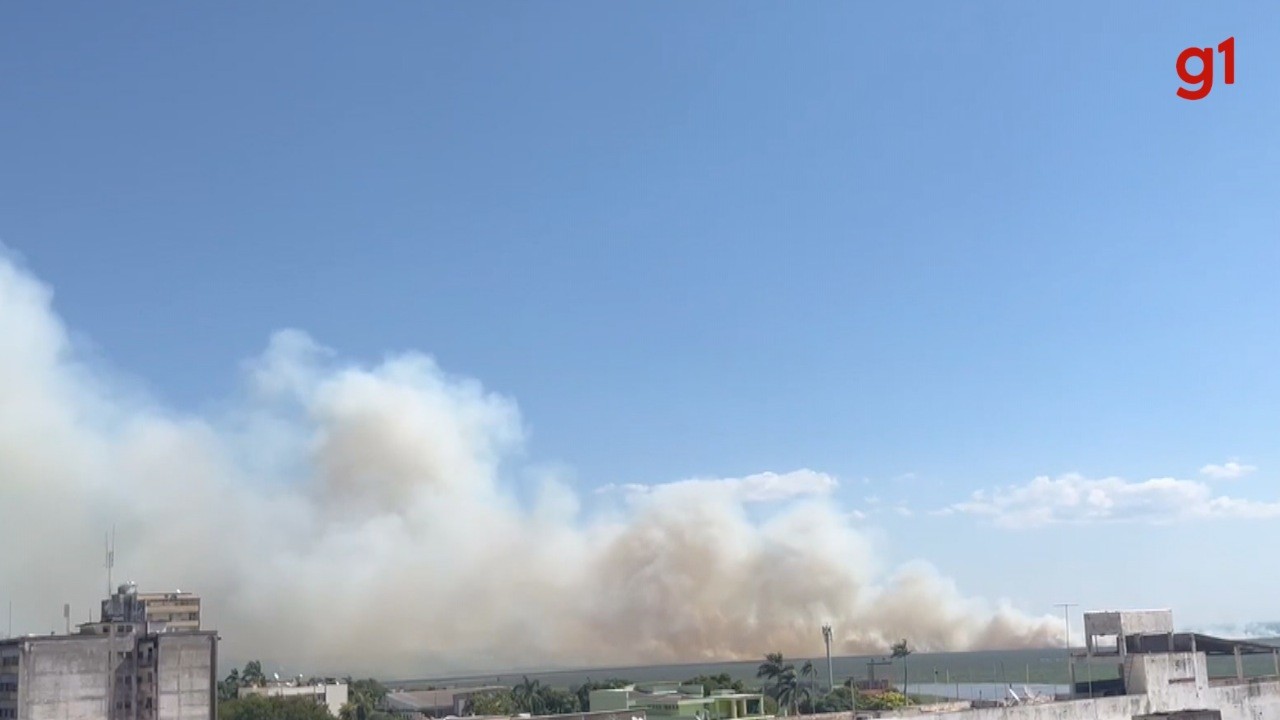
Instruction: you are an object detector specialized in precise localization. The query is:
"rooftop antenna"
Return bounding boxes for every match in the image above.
[104,526,116,597]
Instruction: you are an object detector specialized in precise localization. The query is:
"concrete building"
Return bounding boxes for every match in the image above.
[241,682,348,717]
[95,584,202,634]
[0,585,217,720]
[589,683,768,720]
[0,629,217,720]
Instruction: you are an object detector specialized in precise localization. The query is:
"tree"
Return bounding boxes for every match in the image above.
[758,653,807,716]
[513,676,546,715]
[339,678,388,720]
[241,661,267,688]
[468,690,516,716]
[220,695,333,720]
[811,687,853,713]
[537,687,579,715]
[771,667,809,717]
[219,669,242,702]
[757,653,789,684]
[890,640,912,695]
[799,662,817,694]
[683,674,745,696]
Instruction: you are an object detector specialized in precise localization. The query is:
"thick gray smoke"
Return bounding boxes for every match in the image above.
[0,257,1061,677]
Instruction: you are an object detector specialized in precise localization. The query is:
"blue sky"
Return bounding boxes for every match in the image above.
[3,2,1280,635]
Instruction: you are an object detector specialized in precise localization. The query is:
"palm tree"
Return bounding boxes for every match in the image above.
[758,653,800,715]
[513,676,545,714]
[241,661,266,688]
[890,640,912,697]
[771,666,811,717]
[757,652,788,683]
[799,661,817,712]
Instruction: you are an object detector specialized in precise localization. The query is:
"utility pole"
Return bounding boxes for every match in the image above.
[1055,603,1077,698]
[822,624,834,692]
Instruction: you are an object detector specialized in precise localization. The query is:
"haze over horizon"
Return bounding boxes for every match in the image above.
[3,1,1280,678]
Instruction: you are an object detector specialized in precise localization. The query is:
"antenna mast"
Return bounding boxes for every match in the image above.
[105,526,116,597]
[822,624,834,691]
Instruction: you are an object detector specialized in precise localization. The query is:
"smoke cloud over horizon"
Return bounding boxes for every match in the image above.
[0,257,1061,678]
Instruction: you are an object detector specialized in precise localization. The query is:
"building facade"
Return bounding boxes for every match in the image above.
[589,683,768,720]
[241,682,349,717]
[0,585,217,720]
[98,584,201,634]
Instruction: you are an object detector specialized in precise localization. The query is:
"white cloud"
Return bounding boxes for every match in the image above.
[1200,460,1257,480]
[950,473,1280,529]
[612,469,838,504]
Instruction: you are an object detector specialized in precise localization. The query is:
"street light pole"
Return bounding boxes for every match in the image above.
[1054,603,1078,698]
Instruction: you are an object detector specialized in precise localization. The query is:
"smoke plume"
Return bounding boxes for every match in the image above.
[0,257,1060,677]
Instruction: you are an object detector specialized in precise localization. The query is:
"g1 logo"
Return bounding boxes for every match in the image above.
[1177,37,1235,100]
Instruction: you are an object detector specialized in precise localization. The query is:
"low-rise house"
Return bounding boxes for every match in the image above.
[384,686,509,718]
[590,683,769,720]
[240,681,349,717]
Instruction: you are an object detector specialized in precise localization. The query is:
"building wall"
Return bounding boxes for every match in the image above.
[154,634,216,720]
[590,690,633,712]
[903,654,1280,720]
[1085,611,1175,639]
[242,683,348,717]
[15,633,139,720]
[5,630,217,720]
[138,595,202,634]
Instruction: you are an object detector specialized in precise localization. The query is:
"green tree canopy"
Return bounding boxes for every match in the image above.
[468,690,516,716]
[683,674,745,696]
[219,696,332,720]
[241,661,267,688]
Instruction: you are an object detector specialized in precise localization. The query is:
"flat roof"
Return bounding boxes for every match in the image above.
[1128,632,1278,656]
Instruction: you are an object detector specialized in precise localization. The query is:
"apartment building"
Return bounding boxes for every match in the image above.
[0,585,217,720]
[98,584,201,634]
